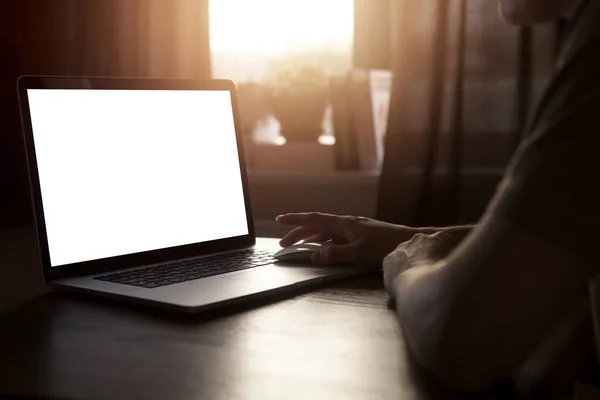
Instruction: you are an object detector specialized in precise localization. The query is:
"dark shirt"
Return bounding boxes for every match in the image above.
[488,0,600,267]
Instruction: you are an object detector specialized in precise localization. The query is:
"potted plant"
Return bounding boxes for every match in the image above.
[268,64,329,143]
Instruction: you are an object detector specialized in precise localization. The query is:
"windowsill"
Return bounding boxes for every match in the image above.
[247,166,504,182]
[247,169,380,222]
[247,169,380,185]
[246,166,507,228]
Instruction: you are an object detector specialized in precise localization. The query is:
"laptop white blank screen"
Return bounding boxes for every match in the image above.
[27,89,249,267]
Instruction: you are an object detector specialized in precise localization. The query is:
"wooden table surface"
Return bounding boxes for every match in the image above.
[0,227,518,400]
[0,274,482,400]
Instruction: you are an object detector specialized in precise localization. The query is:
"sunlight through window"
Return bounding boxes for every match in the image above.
[210,0,354,82]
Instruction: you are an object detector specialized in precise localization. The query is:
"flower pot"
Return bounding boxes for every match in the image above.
[270,89,328,143]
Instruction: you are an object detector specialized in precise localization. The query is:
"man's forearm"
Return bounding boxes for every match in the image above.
[390,217,593,390]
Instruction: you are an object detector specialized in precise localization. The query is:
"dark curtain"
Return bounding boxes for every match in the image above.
[0,0,211,226]
[377,0,557,226]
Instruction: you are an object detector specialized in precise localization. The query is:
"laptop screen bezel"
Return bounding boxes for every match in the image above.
[17,76,256,281]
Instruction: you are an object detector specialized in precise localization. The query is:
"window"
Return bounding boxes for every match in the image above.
[209,0,354,144]
[210,0,353,82]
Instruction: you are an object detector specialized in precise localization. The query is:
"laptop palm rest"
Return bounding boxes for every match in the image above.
[54,262,362,312]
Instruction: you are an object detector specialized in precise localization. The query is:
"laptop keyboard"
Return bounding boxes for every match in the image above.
[94,249,276,289]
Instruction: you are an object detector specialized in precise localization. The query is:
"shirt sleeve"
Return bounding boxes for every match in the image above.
[486,85,600,265]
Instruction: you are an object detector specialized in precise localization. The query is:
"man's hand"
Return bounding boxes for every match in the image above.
[276,212,416,265]
[383,231,459,298]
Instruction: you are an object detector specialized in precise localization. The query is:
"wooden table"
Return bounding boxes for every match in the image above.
[0,227,559,400]
[0,272,485,400]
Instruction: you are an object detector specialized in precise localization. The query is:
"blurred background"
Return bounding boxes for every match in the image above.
[0,0,562,236]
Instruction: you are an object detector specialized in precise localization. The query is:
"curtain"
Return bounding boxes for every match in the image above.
[14,0,211,78]
[377,0,557,226]
[0,0,211,226]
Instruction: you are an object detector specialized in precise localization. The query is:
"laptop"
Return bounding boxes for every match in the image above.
[17,76,370,313]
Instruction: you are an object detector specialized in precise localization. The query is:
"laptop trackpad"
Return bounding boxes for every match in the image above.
[164,264,351,308]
